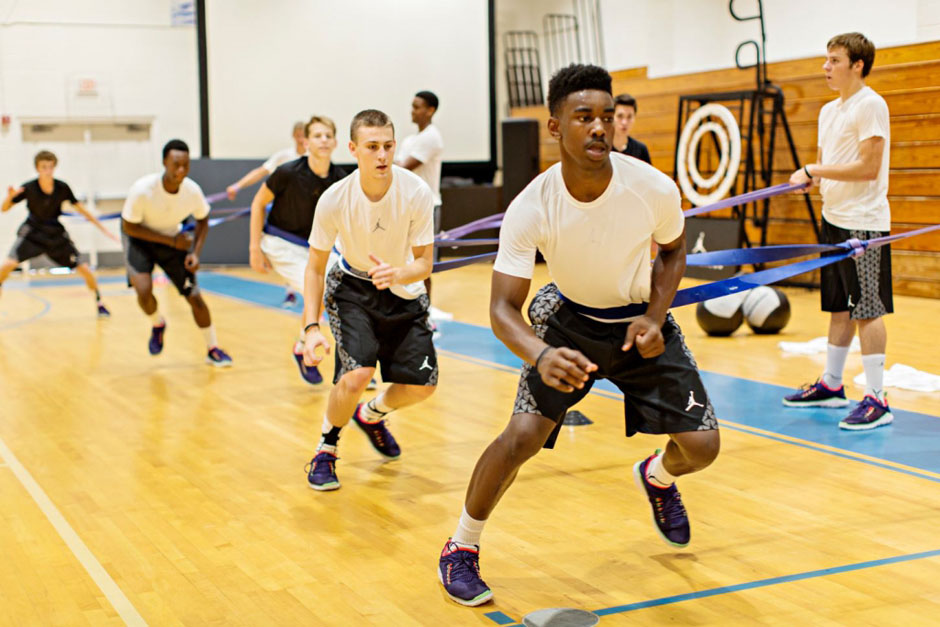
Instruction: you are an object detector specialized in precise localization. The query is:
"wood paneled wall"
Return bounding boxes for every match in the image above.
[511,41,940,298]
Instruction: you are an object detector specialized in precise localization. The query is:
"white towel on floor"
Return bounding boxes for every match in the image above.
[853,363,940,393]
[778,336,861,355]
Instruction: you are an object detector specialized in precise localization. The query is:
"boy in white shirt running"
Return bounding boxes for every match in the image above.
[301,109,437,491]
[122,139,232,367]
[437,64,720,606]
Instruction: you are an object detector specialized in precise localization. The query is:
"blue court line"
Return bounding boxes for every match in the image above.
[17,271,940,478]
[486,548,940,625]
[483,611,516,625]
[425,317,940,476]
[14,271,940,622]
[718,423,940,483]
[188,272,940,477]
[0,290,51,331]
[1,275,127,289]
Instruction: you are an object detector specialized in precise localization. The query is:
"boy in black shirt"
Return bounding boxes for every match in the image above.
[1,150,117,317]
[249,115,346,385]
[613,93,652,164]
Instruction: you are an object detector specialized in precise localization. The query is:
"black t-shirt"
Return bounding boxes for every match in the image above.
[265,158,346,239]
[11,179,78,227]
[615,137,652,165]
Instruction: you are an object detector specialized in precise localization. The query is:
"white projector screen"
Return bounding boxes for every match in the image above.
[206,0,491,163]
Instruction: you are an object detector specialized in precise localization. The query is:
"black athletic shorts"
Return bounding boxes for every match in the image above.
[820,218,893,319]
[9,221,80,269]
[124,234,197,297]
[515,283,718,449]
[323,263,437,386]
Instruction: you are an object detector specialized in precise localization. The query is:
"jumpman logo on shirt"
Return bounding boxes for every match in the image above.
[373,218,386,233]
[685,391,704,412]
[419,356,433,371]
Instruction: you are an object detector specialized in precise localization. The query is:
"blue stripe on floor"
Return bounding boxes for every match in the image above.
[424,317,940,475]
[191,272,940,476]
[487,548,940,624]
[20,271,940,476]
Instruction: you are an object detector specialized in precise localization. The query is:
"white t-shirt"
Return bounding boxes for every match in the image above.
[263,146,305,174]
[818,86,891,231]
[395,124,444,205]
[495,153,684,315]
[122,173,210,237]
[309,165,435,300]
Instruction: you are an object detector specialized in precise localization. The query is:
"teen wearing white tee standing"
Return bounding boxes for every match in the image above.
[395,90,448,319]
[784,33,893,431]
[301,109,437,491]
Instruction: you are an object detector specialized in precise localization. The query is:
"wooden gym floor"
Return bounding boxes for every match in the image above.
[1,263,938,625]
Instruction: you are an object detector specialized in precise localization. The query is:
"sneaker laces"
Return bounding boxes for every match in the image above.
[847,396,880,419]
[447,546,482,581]
[305,452,338,474]
[656,489,687,524]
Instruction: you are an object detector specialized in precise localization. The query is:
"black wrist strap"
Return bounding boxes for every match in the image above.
[303,322,319,334]
[803,165,813,179]
[534,346,553,370]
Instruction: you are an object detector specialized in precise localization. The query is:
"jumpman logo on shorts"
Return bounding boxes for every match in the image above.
[419,356,433,371]
[685,391,704,412]
[847,294,855,308]
[373,218,386,233]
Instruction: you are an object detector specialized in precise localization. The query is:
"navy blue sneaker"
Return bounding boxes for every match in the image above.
[148,323,166,355]
[97,302,111,319]
[782,379,849,408]
[305,451,340,491]
[206,347,233,368]
[282,290,298,309]
[352,403,400,459]
[839,394,894,431]
[633,453,690,548]
[292,348,323,385]
[438,539,493,606]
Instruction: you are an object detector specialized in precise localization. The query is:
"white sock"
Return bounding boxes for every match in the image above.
[361,393,393,422]
[452,506,487,547]
[200,325,218,349]
[646,452,678,488]
[862,353,886,400]
[150,311,165,326]
[822,343,850,389]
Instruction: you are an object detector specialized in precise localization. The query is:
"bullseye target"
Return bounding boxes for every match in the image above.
[677,103,741,206]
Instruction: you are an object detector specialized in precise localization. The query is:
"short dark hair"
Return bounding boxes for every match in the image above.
[34,150,57,167]
[547,63,612,116]
[614,93,637,112]
[827,32,876,77]
[162,139,189,160]
[415,90,439,111]
[350,109,394,142]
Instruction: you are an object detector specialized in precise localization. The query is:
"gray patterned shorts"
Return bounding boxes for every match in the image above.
[323,264,438,386]
[820,219,893,320]
[514,283,718,449]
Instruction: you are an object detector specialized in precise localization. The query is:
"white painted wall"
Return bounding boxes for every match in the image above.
[498,0,934,90]
[601,0,926,78]
[206,0,490,163]
[0,0,198,258]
